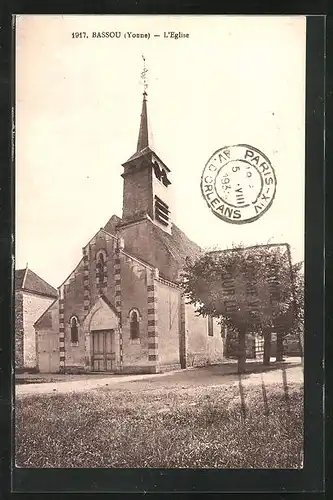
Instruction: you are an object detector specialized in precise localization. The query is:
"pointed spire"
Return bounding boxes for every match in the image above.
[136,55,149,152]
[136,92,149,152]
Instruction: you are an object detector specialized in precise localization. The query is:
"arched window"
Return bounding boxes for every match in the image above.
[96,252,105,284]
[130,310,140,340]
[70,316,79,343]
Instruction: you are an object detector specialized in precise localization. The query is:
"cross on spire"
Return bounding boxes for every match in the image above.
[141,54,148,97]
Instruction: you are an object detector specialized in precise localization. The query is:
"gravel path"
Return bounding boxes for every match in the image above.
[15,358,303,397]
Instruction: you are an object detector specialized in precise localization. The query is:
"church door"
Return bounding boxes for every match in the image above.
[91,329,115,372]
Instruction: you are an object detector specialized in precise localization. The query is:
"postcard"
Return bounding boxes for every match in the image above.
[14,14,306,471]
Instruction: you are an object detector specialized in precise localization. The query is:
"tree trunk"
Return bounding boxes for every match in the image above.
[238,328,246,374]
[263,330,271,366]
[276,332,284,362]
[222,336,228,359]
[221,325,228,358]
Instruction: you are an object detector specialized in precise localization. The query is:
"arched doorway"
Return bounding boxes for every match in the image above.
[86,296,120,372]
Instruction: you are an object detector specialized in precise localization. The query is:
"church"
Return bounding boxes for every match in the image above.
[34,82,224,374]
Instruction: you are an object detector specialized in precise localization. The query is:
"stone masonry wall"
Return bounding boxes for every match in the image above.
[120,219,179,282]
[36,299,60,373]
[122,166,153,221]
[22,292,56,369]
[62,230,117,371]
[15,291,24,369]
[155,281,181,370]
[120,253,152,373]
[185,304,224,367]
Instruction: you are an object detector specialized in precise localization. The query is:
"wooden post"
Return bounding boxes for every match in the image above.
[263,329,271,366]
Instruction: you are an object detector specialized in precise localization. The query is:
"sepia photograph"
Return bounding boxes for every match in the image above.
[14,14,305,469]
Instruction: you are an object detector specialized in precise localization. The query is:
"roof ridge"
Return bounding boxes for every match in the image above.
[120,248,154,271]
[34,297,58,327]
[22,266,29,289]
[100,228,118,241]
[100,294,119,316]
[58,257,84,291]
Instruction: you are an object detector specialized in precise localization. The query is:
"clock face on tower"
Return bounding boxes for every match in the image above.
[153,162,171,187]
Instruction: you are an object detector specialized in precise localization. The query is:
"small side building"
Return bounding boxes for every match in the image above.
[15,267,57,371]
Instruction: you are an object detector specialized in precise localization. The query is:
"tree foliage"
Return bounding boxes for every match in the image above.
[289,261,304,340]
[182,244,304,337]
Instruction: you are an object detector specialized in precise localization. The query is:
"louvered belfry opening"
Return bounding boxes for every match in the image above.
[154,195,169,226]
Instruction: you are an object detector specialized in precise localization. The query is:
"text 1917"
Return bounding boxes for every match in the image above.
[72,32,88,38]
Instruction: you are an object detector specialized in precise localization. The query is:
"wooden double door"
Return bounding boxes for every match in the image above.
[38,332,60,373]
[91,329,116,372]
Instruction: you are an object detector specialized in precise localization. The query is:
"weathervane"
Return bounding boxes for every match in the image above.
[141,54,148,94]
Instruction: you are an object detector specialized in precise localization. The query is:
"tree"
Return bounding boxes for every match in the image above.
[182,243,302,374]
[288,261,304,355]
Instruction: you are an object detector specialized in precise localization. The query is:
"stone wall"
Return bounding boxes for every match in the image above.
[185,305,224,367]
[120,253,151,373]
[120,219,179,282]
[36,298,60,373]
[15,291,24,369]
[61,230,118,371]
[155,280,181,370]
[122,166,153,221]
[35,298,59,372]
[62,258,86,370]
[22,292,56,369]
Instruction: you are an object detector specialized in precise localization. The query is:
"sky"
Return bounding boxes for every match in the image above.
[15,15,306,288]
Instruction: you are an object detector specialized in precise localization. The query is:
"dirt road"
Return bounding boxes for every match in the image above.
[15,358,303,397]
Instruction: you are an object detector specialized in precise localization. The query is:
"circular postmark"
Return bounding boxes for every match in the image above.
[200,144,277,224]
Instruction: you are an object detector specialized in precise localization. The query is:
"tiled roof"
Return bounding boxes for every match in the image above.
[15,269,26,290]
[15,268,57,298]
[153,222,202,265]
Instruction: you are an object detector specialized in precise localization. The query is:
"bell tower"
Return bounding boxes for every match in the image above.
[121,57,172,234]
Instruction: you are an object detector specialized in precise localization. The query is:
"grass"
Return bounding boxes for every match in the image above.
[15,382,303,468]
